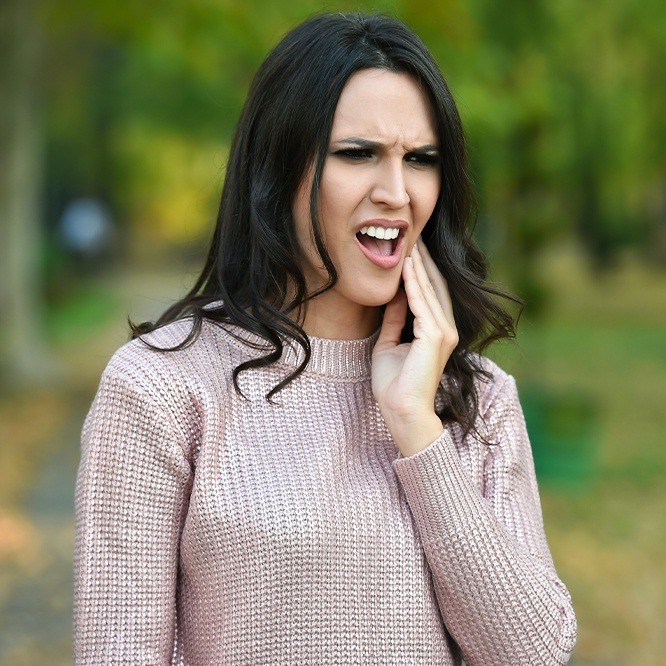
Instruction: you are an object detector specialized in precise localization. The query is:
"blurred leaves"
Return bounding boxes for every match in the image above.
[33,0,666,289]
[0,391,68,507]
[409,0,666,302]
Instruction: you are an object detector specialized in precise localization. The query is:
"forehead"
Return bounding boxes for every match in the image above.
[330,68,438,144]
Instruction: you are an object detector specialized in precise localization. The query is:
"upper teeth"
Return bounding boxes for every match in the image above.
[359,226,400,240]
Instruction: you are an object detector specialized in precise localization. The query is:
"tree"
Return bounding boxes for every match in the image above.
[0,0,49,385]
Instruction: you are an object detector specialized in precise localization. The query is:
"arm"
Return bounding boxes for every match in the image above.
[392,373,577,665]
[74,363,192,665]
[372,239,576,663]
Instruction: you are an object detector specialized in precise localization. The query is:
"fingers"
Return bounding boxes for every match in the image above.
[402,253,441,335]
[416,238,455,325]
[403,241,459,350]
[410,243,450,331]
[416,238,445,288]
[375,288,408,352]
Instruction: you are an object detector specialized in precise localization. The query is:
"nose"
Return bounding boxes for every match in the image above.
[369,159,410,209]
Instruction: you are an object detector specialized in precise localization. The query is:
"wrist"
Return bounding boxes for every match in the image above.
[389,413,444,457]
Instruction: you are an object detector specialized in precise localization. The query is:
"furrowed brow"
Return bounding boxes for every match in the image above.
[412,144,440,154]
[332,137,439,153]
[332,137,383,149]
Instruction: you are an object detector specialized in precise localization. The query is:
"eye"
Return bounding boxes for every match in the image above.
[332,148,373,161]
[406,152,440,168]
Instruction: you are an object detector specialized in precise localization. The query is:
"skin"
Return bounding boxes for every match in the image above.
[293,68,459,456]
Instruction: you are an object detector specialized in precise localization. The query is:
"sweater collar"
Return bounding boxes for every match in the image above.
[280,329,379,379]
[221,324,379,380]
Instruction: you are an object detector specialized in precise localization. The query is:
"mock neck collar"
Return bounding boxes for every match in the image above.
[219,323,379,380]
[281,329,379,379]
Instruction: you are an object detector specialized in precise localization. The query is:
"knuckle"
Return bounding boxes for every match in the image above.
[442,329,459,349]
[429,325,446,344]
[432,272,447,287]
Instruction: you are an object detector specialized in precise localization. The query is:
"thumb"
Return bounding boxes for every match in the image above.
[375,288,408,352]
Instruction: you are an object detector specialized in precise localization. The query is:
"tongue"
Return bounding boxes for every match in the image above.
[358,234,393,256]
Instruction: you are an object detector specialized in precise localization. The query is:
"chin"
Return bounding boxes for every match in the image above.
[354,282,402,308]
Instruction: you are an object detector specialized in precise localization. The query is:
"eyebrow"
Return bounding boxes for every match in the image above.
[332,137,440,153]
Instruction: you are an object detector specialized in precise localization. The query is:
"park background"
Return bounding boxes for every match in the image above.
[1,0,664,663]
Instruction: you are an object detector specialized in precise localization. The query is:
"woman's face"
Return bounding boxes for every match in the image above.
[293,68,441,336]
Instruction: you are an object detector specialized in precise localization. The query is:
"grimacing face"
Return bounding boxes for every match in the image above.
[293,68,441,335]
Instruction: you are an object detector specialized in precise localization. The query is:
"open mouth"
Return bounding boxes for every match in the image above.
[356,225,400,256]
[355,225,404,269]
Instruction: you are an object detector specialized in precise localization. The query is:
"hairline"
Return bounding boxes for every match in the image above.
[305,63,447,276]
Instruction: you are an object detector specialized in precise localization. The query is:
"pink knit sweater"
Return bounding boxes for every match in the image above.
[74,318,576,665]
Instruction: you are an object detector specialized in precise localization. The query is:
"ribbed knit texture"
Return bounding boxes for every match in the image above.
[74,318,577,665]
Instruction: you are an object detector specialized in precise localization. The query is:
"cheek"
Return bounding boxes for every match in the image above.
[320,165,366,210]
[293,177,312,232]
[318,176,361,240]
[415,179,441,226]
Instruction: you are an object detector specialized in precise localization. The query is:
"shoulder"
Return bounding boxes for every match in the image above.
[87,318,248,454]
[468,353,518,419]
[105,317,238,385]
[97,317,245,422]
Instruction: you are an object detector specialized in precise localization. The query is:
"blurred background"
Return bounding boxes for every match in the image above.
[0,0,664,663]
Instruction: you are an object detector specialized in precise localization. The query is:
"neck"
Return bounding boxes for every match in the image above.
[299,297,380,340]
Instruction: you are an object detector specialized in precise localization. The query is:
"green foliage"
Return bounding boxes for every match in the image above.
[45,284,119,343]
[39,0,666,296]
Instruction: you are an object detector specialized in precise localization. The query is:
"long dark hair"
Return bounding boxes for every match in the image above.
[132,12,521,437]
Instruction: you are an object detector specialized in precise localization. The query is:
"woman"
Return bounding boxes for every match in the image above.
[74,12,577,665]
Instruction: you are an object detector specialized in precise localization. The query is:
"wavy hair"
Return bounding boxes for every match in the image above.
[132,12,521,437]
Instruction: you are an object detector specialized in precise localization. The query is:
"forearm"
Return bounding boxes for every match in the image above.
[394,431,576,665]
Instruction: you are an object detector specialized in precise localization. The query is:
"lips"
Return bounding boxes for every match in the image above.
[354,220,407,269]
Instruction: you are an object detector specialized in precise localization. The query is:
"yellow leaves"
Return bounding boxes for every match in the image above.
[115,124,227,251]
[0,511,40,568]
[0,391,68,508]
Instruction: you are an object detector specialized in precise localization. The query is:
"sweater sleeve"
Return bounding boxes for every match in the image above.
[392,372,577,665]
[74,364,193,665]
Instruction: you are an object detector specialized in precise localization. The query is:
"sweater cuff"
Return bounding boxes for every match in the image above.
[392,428,459,472]
[392,430,486,528]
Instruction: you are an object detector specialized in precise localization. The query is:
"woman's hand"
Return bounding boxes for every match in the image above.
[372,238,459,457]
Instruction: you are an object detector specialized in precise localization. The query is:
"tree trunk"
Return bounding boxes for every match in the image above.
[0,0,50,386]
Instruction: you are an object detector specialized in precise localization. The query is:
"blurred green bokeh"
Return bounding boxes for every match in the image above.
[1,1,664,664]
